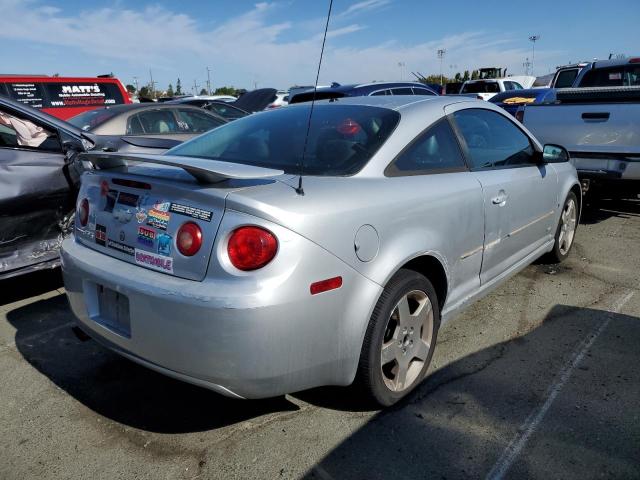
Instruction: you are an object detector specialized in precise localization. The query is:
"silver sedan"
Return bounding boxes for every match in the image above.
[61,96,580,406]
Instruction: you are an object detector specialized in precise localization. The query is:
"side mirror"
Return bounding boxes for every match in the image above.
[542,144,569,163]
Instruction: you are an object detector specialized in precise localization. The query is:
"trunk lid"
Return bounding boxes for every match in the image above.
[75,152,284,281]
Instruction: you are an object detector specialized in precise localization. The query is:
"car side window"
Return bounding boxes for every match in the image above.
[127,110,179,135]
[371,90,390,96]
[391,87,414,95]
[453,109,534,170]
[0,108,60,151]
[504,82,513,91]
[386,119,465,176]
[176,109,224,133]
[412,87,436,96]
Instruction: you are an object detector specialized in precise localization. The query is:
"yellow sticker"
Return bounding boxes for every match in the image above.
[502,97,536,105]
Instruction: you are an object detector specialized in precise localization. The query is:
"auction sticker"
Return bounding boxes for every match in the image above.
[135,249,173,274]
[169,203,212,222]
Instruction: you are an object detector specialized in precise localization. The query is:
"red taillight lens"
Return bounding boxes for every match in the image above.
[79,198,89,227]
[176,222,202,256]
[227,226,278,271]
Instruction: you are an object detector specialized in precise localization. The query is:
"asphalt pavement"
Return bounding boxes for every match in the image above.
[1,199,639,480]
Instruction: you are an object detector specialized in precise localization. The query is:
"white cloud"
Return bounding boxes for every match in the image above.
[337,0,391,18]
[0,0,560,89]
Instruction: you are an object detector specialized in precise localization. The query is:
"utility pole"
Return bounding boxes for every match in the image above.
[132,76,139,93]
[193,79,200,95]
[149,70,156,99]
[206,67,212,95]
[528,35,540,76]
[523,57,531,75]
[437,49,446,85]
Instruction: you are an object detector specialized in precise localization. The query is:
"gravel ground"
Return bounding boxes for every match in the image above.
[1,199,639,480]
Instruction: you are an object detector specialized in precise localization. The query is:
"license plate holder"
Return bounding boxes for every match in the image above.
[95,285,131,338]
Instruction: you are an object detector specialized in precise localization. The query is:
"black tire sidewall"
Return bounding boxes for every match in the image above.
[359,269,440,406]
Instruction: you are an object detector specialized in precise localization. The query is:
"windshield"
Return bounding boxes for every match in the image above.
[461,82,501,93]
[68,108,119,131]
[167,104,400,176]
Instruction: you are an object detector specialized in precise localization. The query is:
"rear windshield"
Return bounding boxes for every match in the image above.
[461,82,501,93]
[167,104,400,176]
[554,69,579,88]
[68,108,119,130]
[3,81,125,109]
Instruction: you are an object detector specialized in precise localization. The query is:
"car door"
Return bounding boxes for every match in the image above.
[0,105,76,275]
[384,118,485,309]
[448,106,558,285]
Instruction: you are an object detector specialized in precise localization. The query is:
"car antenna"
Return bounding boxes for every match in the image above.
[296,0,333,196]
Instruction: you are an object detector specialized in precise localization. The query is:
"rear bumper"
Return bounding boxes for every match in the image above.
[61,235,382,399]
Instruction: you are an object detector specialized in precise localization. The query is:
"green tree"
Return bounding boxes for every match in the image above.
[199,88,208,95]
[463,70,470,81]
[454,72,462,82]
[214,86,238,96]
[471,70,479,80]
[125,84,136,94]
[175,78,182,95]
[166,83,174,97]
[138,86,150,98]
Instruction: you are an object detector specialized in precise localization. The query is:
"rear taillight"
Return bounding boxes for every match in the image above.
[176,222,202,256]
[227,226,278,271]
[79,198,89,227]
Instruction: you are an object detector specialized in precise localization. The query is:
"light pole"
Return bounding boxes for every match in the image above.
[523,57,531,75]
[437,49,446,85]
[397,61,405,80]
[206,67,212,95]
[149,70,156,99]
[528,35,540,76]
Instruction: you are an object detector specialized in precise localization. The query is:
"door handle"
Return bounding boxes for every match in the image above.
[581,112,610,121]
[492,192,508,205]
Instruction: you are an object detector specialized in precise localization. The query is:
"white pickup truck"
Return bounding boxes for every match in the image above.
[520,86,640,201]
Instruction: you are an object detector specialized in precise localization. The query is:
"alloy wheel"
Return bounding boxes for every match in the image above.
[558,198,577,255]
[380,290,434,392]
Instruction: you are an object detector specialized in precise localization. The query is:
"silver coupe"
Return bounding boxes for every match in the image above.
[61,96,580,406]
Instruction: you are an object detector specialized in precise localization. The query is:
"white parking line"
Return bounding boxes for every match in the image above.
[0,321,75,354]
[485,290,635,480]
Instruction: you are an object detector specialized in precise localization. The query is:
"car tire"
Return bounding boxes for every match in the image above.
[355,269,440,407]
[545,191,579,263]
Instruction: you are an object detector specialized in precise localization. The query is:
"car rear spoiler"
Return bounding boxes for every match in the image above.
[79,152,285,184]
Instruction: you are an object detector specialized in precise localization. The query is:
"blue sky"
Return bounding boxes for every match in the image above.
[1,0,638,92]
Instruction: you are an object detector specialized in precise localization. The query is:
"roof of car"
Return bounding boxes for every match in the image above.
[294,94,474,111]
[592,57,640,69]
[87,103,205,114]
